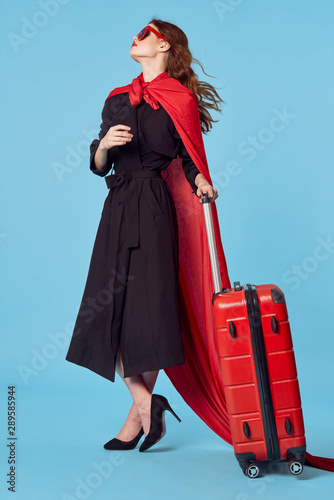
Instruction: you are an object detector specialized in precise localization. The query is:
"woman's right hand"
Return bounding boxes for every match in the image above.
[100,124,133,150]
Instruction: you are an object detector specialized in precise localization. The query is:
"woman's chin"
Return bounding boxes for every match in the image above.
[129,54,141,63]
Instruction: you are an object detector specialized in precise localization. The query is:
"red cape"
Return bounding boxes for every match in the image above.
[105,71,334,472]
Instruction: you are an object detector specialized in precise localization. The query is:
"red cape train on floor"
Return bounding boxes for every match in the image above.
[105,71,334,472]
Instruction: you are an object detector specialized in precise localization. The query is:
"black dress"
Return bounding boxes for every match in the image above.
[65,93,201,382]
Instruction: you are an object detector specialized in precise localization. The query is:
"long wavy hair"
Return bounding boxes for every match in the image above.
[148,18,224,134]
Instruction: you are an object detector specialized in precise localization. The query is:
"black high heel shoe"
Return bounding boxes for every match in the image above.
[103,427,144,450]
[139,394,181,452]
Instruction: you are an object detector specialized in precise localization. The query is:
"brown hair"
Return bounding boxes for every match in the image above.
[148,18,224,134]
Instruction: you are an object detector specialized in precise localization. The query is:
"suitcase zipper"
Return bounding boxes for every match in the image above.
[244,283,280,462]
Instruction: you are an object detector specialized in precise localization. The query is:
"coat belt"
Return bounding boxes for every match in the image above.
[105,169,165,248]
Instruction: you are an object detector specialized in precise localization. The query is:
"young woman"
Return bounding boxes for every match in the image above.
[65,18,227,453]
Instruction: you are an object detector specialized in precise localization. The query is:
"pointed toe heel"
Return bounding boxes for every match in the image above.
[103,427,144,450]
[138,393,181,453]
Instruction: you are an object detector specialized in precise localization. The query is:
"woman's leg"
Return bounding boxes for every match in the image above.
[115,347,159,439]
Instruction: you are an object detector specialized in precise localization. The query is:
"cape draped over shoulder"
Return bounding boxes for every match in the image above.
[104,71,334,473]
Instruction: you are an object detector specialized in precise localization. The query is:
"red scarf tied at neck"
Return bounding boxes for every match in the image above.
[128,72,160,109]
[105,71,334,473]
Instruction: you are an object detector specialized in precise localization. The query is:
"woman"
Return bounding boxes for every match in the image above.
[65,18,227,454]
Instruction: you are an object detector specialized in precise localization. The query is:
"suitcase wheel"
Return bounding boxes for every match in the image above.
[244,463,260,478]
[288,458,303,475]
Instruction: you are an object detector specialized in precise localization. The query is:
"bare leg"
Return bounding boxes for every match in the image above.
[115,347,159,439]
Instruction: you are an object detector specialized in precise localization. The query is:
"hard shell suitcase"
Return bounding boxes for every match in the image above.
[201,193,306,477]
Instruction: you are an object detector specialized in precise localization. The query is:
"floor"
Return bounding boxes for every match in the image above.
[1,368,333,500]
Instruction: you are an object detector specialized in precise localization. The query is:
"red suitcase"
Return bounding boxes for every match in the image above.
[202,193,306,478]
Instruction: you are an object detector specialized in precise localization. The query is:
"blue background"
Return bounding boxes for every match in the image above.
[1,0,334,498]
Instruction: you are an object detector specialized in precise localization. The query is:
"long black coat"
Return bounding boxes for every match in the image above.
[65,93,201,382]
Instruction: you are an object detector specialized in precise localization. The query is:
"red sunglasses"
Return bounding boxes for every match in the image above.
[136,25,167,42]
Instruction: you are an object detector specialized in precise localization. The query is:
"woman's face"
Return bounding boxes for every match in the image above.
[130,23,170,61]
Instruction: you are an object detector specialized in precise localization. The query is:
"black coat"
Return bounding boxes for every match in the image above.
[65,93,201,382]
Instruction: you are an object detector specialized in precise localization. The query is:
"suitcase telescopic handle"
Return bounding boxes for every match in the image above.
[201,193,224,295]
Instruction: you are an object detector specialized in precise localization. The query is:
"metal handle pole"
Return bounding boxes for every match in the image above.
[201,193,223,295]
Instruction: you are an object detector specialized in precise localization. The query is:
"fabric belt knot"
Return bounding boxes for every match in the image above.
[105,169,164,248]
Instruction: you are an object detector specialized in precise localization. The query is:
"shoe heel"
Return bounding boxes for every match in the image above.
[165,401,181,422]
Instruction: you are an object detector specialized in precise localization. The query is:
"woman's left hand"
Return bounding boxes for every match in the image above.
[196,182,219,203]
